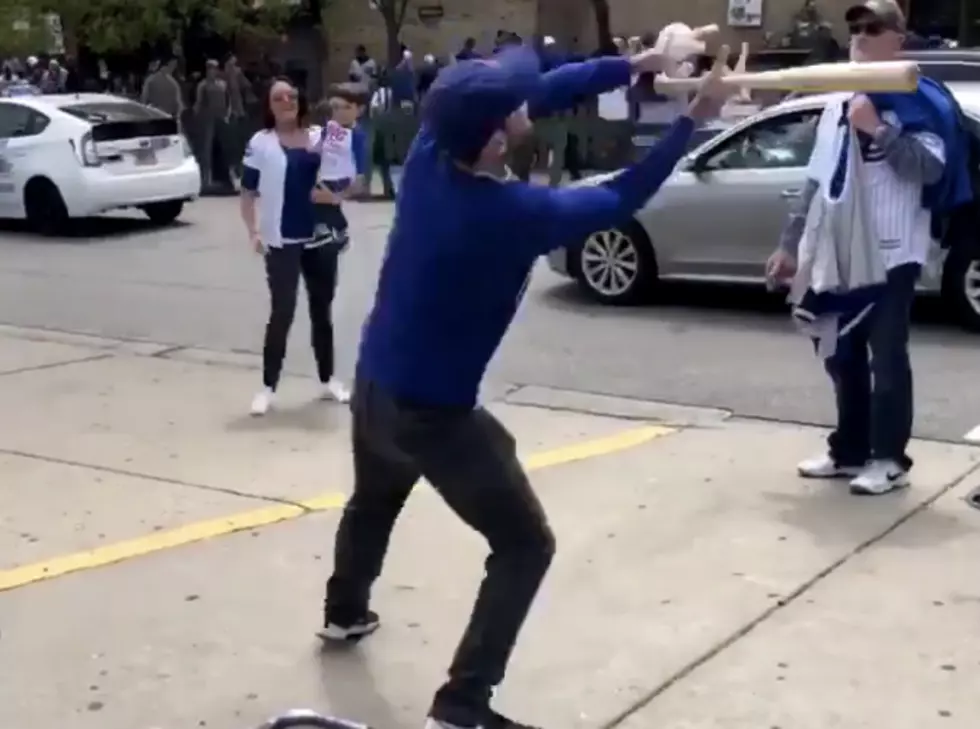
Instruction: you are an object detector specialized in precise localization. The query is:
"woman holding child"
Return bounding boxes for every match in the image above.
[239,77,367,416]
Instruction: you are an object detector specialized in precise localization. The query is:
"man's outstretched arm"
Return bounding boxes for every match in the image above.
[517,115,695,252]
[531,47,670,117]
[531,57,632,116]
[517,47,734,254]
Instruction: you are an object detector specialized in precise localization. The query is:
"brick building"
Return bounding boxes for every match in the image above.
[320,0,888,79]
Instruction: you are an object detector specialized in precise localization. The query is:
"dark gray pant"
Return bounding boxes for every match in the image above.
[262,244,338,389]
[326,379,555,723]
[825,262,920,470]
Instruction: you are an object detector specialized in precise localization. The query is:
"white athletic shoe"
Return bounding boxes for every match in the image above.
[321,378,351,404]
[797,453,865,479]
[250,387,275,416]
[849,459,910,496]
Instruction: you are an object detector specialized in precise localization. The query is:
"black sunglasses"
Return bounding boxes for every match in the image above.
[848,19,886,36]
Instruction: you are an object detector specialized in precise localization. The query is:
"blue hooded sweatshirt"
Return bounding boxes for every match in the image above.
[357,49,696,408]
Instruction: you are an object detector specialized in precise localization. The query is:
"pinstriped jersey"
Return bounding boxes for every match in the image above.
[807,95,946,270]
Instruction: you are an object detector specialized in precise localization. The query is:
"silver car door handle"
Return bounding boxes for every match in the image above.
[780,188,802,199]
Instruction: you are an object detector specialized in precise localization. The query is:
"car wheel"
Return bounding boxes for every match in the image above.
[942,244,980,332]
[142,200,184,225]
[23,178,68,236]
[574,221,657,305]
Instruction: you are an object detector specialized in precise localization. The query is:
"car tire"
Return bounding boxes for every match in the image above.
[573,220,658,305]
[23,177,68,236]
[942,244,980,332]
[142,200,185,225]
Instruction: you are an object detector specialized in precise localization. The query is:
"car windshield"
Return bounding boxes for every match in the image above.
[60,101,167,123]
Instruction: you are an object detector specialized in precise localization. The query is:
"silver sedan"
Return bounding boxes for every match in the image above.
[547,84,980,332]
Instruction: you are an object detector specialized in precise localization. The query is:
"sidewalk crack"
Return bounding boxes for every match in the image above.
[0,447,308,509]
[0,353,113,377]
[599,459,980,729]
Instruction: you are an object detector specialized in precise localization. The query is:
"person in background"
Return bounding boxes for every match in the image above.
[349,45,379,88]
[455,37,479,62]
[62,55,81,92]
[241,78,348,416]
[368,71,397,198]
[225,55,254,177]
[389,49,416,110]
[195,59,230,187]
[142,57,183,120]
[39,59,67,93]
[767,0,968,495]
[417,54,440,98]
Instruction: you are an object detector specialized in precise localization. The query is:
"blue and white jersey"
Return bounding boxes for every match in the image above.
[317,120,369,184]
[241,128,322,248]
[807,95,946,269]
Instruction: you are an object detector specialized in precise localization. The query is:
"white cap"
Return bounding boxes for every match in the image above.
[543,35,556,45]
[423,53,434,63]
[26,55,38,66]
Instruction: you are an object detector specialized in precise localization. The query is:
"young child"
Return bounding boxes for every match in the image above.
[312,82,370,248]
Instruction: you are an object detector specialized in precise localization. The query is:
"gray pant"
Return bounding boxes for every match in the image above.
[197,116,227,184]
[326,379,555,724]
[825,262,920,470]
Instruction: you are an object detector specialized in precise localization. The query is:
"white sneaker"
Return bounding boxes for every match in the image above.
[849,459,909,496]
[320,378,351,404]
[797,453,865,479]
[250,387,274,416]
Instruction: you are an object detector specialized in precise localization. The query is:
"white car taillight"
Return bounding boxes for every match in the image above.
[80,132,100,166]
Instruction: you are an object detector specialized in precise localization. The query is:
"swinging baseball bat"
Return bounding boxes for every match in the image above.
[654,60,920,94]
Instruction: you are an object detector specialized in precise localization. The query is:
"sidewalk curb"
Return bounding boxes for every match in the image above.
[0,324,734,424]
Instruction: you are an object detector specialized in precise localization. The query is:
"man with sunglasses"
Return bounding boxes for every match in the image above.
[768,0,970,495]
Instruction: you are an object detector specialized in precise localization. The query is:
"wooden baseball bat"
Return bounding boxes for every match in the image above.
[654,60,919,94]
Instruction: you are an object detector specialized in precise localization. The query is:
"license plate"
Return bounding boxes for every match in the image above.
[133,149,156,165]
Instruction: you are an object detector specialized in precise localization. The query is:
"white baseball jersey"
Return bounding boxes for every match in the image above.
[318,120,369,182]
[807,95,946,270]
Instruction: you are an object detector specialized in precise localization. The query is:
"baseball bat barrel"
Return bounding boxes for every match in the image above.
[653,60,920,94]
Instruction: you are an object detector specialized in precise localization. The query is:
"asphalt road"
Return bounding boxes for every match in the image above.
[0,197,977,442]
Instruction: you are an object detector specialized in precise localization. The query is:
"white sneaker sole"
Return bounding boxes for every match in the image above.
[849,474,910,496]
[316,621,380,642]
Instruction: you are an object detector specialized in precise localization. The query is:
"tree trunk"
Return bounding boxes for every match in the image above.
[378,0,410,68]
[589,0,614,55]
[384,15,401,67]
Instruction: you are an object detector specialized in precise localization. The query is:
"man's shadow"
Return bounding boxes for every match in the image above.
[315,641,405,729]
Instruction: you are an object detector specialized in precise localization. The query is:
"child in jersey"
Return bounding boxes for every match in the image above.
[312,83,370,248]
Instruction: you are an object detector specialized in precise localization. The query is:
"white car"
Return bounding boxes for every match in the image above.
[0,93,200,233]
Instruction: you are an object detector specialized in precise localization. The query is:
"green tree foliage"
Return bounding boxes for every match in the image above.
[0,0,299,55]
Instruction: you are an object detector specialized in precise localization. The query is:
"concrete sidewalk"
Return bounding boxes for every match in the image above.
[1,327,979,729]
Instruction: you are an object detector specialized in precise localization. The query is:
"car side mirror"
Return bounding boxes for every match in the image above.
[685,154,711,174]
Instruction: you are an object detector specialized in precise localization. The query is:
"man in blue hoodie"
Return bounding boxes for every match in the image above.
[320,43,734,729]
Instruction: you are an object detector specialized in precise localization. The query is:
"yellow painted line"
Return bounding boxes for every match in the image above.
[0,424,675,592]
